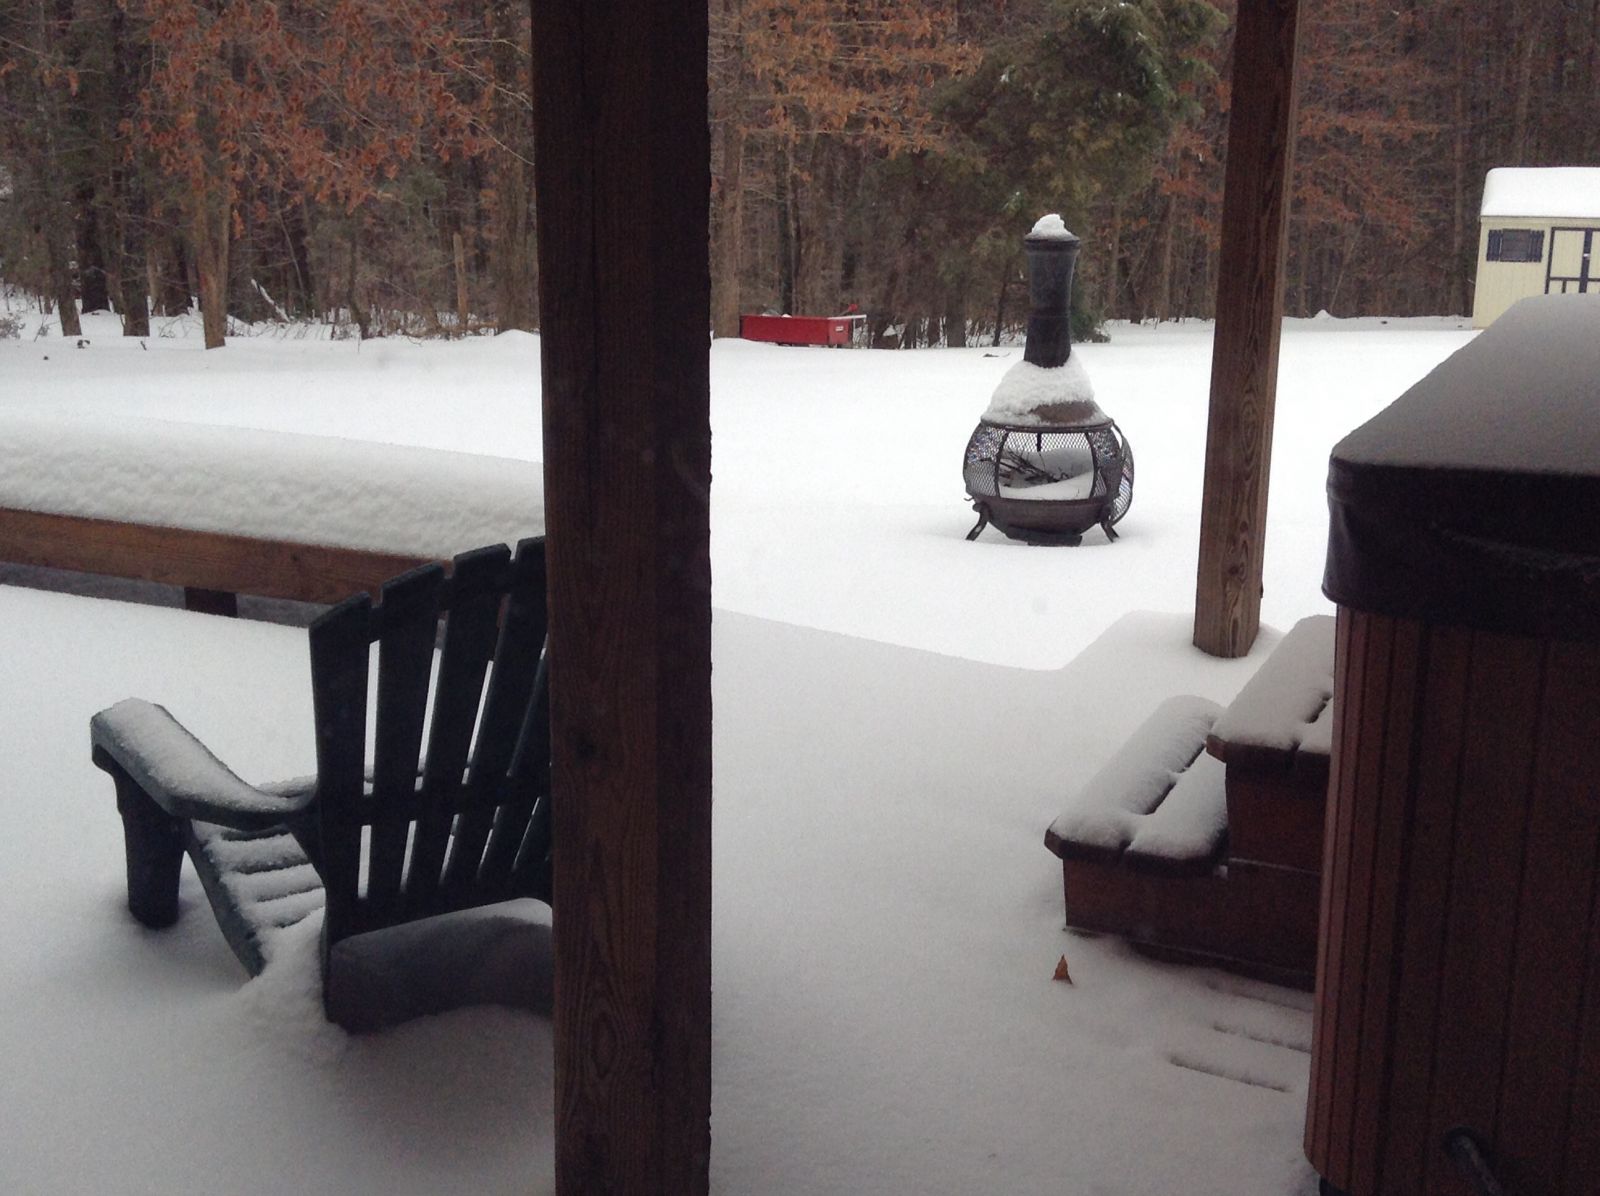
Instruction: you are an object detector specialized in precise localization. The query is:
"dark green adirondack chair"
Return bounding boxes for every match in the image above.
[90,538,552,1030]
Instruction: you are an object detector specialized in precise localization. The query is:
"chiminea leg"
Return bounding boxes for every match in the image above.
[965,512,989,541]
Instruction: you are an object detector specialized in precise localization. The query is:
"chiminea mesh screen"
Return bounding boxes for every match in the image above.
[963,420,1133,544]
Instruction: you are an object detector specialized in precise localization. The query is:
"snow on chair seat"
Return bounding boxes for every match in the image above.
[1045,695,1228,876]
[185,821,325,975]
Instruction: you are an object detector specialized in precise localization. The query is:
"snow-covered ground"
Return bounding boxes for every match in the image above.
[0,305,1475,1193]
[1,306,1473,668]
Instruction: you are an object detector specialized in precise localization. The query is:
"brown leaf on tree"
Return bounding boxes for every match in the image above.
[1052,954,1073,985]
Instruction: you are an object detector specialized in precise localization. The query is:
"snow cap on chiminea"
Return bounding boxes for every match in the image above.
[982,215,1101,428]
[1023,213,1081,368]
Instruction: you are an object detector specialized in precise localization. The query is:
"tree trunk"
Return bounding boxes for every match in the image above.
[114,164,151,336]
[281,202,316,317]
[711,118,746,336]
[155,234,193,316]
[795,139,844,314]
[454,231,471,334]
[345,225,370,340]
[776,145,796,314]
[1105,199,1124,318]
[117,204,151,338]
[227,200,278,325]
[190,185,231,349]
[1296,214,1310,317]
[493,154,537,332]
[1327,216,1365,313]
[1156,197,1177,322]
[991,255,1016,348]
[1590,0,1600,128]
[45,225,82,337]
[110,0,150,337]
[25,0,82,336]
[945,289,967,348]
[793,186,811,314]
[488,0,537,333]
[75,179,111,314]
[1509,10,1542,162]
[1449,17,1468,316]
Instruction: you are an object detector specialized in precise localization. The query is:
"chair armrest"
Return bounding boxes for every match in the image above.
[90,698,315,831]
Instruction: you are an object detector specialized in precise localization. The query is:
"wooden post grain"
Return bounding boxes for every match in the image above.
[1193,0,1303,658]
[532,2,713,1192]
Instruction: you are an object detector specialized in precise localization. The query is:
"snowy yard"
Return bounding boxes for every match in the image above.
[0,310,1473,1193]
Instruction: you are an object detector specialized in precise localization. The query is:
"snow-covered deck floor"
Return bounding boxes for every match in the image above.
[3,584,1315,1194]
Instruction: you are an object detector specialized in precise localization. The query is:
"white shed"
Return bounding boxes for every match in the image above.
[1472,167,1600,327]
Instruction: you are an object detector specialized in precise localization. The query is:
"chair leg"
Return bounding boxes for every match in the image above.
[107,766,185,929]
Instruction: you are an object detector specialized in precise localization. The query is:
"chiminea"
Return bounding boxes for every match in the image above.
[963,216,1133,545]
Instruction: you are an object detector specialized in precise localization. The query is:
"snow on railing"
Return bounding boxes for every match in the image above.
[0,408,542,560]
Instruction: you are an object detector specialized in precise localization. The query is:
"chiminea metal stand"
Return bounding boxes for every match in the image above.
[962,222,1133,545]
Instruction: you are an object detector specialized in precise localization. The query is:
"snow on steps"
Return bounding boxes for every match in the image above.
[1206,614,1336,775]
[1045,695,1228,875]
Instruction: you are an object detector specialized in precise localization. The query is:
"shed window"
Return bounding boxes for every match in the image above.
[1487,229,1545,262]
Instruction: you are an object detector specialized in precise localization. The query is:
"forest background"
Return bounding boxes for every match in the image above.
[1,1,1595,349]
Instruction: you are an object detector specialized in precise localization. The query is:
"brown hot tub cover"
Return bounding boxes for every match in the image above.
[1324,292,1600,641]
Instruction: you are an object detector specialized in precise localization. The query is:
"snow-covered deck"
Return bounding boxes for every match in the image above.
[3,585,1311,1194]
[0,310,1477,1192]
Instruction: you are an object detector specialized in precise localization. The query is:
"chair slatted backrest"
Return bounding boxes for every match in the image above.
[307,538,551,951]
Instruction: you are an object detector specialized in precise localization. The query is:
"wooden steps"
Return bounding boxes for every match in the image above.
[1045,616,1335,987]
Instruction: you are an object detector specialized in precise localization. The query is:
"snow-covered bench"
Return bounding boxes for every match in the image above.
[0,408,543,610]
[1044,617,1336,987]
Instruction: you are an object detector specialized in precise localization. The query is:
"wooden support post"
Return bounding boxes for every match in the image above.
[1193,0,1303,658]
[532,2,713,1193]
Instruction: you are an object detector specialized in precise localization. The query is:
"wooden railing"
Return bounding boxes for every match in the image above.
[0,506,432,615]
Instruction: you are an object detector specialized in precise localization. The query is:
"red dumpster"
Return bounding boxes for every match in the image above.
[738,314,861,347]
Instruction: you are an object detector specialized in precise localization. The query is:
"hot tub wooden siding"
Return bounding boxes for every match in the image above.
[1305,608,1600,1195]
